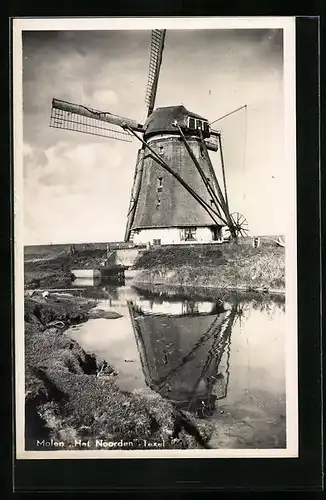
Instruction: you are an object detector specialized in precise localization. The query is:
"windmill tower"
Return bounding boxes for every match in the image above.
[127,298,236,416]
[49,30,248,245]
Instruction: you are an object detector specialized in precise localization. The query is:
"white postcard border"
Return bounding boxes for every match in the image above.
[13,16,297,460]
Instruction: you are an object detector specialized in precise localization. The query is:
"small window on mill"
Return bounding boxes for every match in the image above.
[156,198,161,208]
[188,117,196,129]
[156,177,163,193]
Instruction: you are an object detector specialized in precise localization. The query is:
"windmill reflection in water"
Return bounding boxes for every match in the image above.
[127,296,239,418]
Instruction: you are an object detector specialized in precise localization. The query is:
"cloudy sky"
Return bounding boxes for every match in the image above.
[21,26,288,245]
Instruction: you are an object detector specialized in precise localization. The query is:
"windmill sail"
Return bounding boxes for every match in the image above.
[145,30,166,116]
[50,98,144,142]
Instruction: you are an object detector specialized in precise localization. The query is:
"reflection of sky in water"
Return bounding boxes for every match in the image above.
[72,277,102,287]
[132,300,222,316]
[226,306,285,398]
[67,283,286,447]
[70,310,147,391]
[217,305,285,431]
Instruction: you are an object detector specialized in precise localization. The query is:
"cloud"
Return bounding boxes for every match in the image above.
[23,138,138,244]
[91,88,119,109]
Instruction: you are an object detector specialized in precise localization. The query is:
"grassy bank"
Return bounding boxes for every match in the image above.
[24,293,214,451]
[132,241,285,293]
[24,239,285,294]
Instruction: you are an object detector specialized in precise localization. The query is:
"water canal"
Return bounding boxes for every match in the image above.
[57,278,286,449]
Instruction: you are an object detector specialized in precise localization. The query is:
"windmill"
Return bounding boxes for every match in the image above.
[127,299,236,417]
[49,30,249,245]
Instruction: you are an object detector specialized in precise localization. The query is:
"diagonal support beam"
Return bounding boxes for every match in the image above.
[217,133,231,218]
[176,124,227,219]
[197,129,237,238]
[197,129,227,210]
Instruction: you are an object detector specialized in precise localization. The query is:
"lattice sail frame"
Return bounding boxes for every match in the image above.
[145,29,166,112]
[50,103,133,143]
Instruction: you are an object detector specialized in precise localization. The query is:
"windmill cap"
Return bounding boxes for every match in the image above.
[144,105,208,138]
